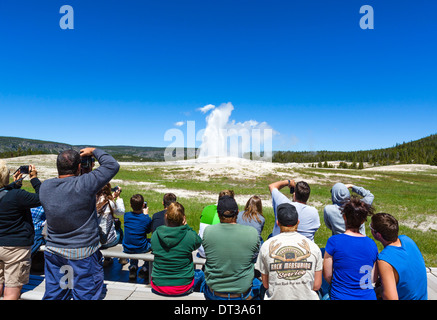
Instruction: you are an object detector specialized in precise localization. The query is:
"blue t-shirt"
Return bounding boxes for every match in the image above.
[122,211,152,253]
[271,189,320,241]
[325,234,378,300]
[378,235,428,300]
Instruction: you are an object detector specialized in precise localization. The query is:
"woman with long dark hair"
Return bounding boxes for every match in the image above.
[96,183,125,249]
[322,196,378,300]
[237,195,265,242]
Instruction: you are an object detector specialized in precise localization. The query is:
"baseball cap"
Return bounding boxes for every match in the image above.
[277,203,298,226]
[217,195,239,217]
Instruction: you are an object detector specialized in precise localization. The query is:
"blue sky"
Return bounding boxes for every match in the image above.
[0,0,436,152]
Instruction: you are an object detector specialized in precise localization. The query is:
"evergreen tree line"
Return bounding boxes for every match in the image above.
[0,147,49,159]
[273,134,437,167]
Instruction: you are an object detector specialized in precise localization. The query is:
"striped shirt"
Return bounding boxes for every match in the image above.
[45,243,101,260]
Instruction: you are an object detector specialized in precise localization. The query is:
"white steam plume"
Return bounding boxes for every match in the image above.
[197,102,276,161]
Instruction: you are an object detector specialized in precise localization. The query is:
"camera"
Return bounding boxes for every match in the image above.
[80,156,95,174]
[144,201,148,209]
[111,186,121,193]
[81,156,93,169]
[14,165,30,175]
[289,186,295,194]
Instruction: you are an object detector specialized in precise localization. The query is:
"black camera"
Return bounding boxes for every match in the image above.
[80,156,95,174]
[111,186,121,193]
[144,201,148,209]
[81,156,93,169]
[14,165,30,175]
[289,186,295,194]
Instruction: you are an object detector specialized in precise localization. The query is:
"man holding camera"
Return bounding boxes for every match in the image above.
[39,147,120,300]
[268,179,320,241]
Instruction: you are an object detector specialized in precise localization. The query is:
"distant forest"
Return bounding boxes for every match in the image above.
[272,134,437,167]
[0,136,166,162]
[1,134,437,167]
[0,148,47,158]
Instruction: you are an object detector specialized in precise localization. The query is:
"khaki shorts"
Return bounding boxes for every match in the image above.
[0,246,31,287]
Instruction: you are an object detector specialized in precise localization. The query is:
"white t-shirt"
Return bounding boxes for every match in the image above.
[271,188,320,240]
[255,231,322,300]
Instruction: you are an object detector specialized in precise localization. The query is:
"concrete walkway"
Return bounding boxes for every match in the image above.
[426,267,437,300]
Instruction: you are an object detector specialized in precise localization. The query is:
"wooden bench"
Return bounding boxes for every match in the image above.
[98,244,206,283]
[39,244,205,264]
[37,244,206,289]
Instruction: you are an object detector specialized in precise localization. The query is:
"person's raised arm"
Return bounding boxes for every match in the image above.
[110,198,125,217]
[268,179,295,194]
[346,184,375,205]
[80,148,120,195]
[112,187,125,216]
[17,165,41,208]
[144,207,152,234]
[28,165,41,194]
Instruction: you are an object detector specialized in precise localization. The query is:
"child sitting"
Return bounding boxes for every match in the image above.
[122,194,152,280]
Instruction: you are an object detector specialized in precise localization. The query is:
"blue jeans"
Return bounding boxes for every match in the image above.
[43,250,104,300]
[318,247,331,300]
[101,229,123,249]
[31,228,46,257]
[123,241,152,269]
[202,277,262,300]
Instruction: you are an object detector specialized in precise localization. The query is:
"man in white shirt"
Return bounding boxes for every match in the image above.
[268,179,320,241]
[255,203,322,300]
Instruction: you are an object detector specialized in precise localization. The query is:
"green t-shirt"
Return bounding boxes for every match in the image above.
[203,223,260,293]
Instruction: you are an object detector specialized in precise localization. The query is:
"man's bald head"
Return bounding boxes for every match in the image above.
[57,149,81,176]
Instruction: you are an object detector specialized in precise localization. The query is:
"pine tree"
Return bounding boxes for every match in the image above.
[430,154,437,166]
